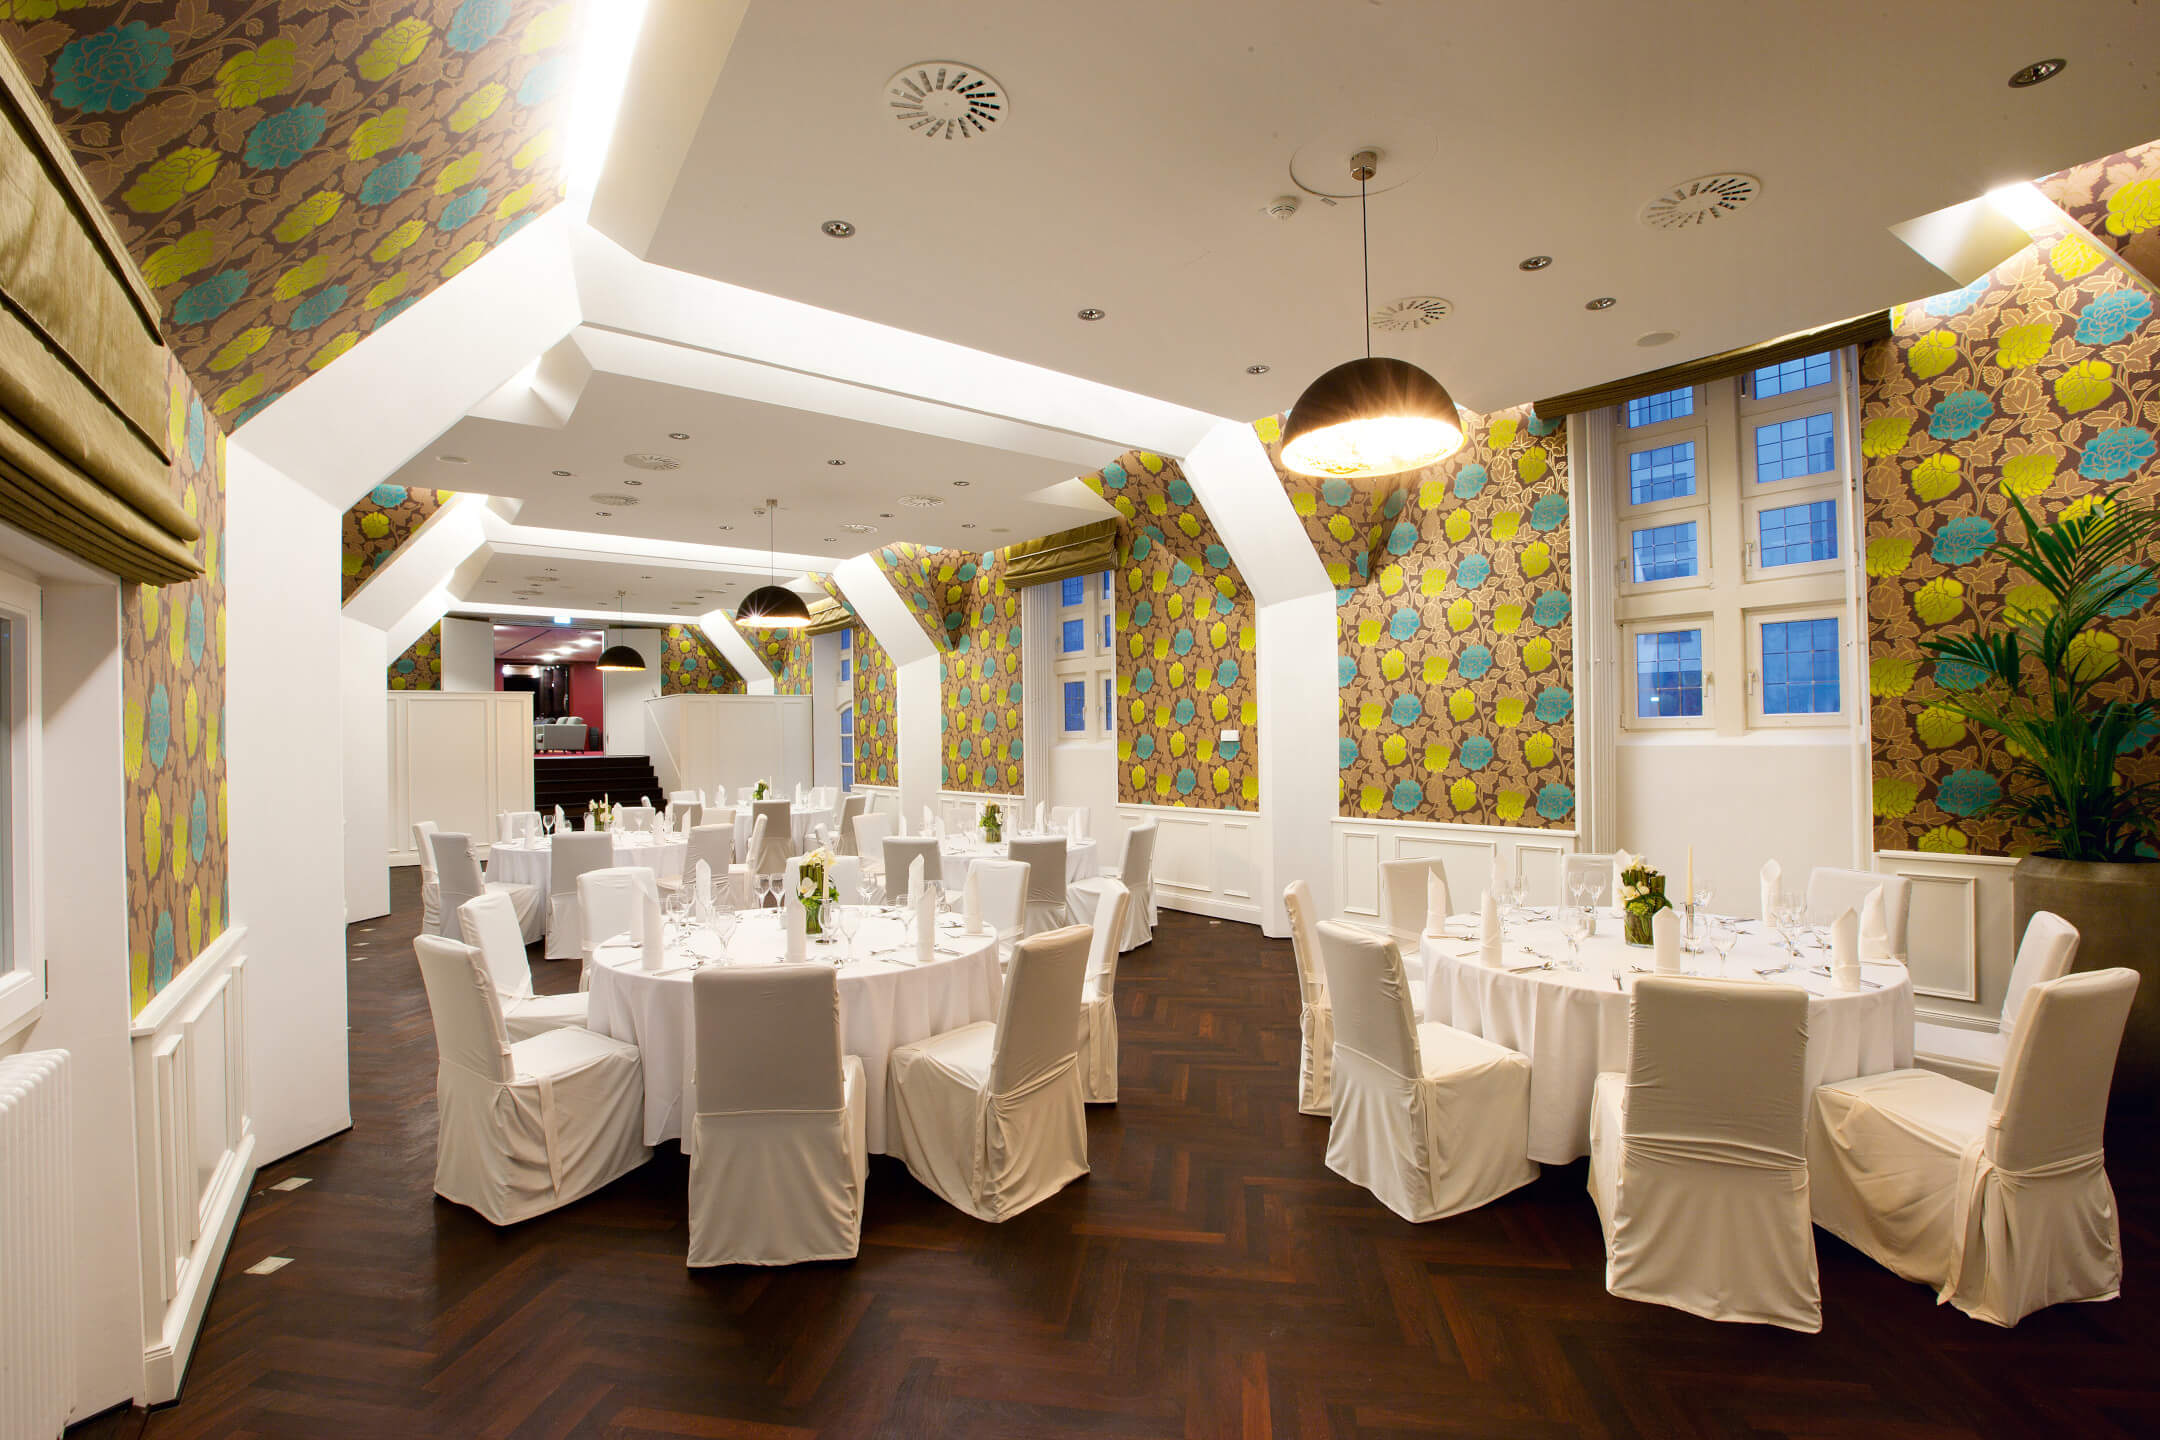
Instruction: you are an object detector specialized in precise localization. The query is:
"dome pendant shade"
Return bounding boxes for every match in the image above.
[1279,356,1466,479]
[596,643,647,672]
[735,583,813,628]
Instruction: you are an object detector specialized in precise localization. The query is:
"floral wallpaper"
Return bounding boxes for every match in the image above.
[2041,138,2160,290]
[125,358,228,1013]
[340,481,447,600]
[853,621,897,787]
[751,623,812,696]
[1078,450,1259,810]
[1,0,574,426]
[659,623,743,695]
[388,619,441,689]
[937,547,1021,795]
[1862,218,2160,856]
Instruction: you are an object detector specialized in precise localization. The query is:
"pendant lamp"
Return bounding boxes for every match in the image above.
[596,590,647,671]
[1279,151,1465,479]
[736,495,813,628]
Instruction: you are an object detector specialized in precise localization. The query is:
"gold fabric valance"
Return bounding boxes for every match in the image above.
[1000,520,1118,588]
[0,49,200,582]
[803,597,854,636]
[1530,309,1892,420]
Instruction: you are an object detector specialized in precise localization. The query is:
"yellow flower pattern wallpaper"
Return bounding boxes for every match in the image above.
[1078,450,1259,810]
[388,619,441,688]
[1860,213,2160,856]
[1261,408,1576,827]
[125,358,228,1013]
[341,482,447,600]
[1,0,573,425]
[660,623,743,694]
[852,621,897,787]
[2041,139,2160,292]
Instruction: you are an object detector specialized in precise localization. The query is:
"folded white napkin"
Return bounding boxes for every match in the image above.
[1859,887,1891,960]
[1425,870,1450,938]
[1479,891,1502,967]
[1652,907,1681,973]
[636,891,665,970]
[1832,907,1862,990]
[908,855,925,909]
[695,858,714,912]
[917,890,938,963]
[785,894,807,962]
[963,866,983,934]
[1760,860,1781,924]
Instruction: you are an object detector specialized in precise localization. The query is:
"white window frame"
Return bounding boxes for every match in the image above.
[1623,616,1714,731]
[1747,603,1849,729]
[1054,570,1116,743]
[0,565,42,1040]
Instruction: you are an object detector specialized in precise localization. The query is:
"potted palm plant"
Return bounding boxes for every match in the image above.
[1918,484,2159,1099]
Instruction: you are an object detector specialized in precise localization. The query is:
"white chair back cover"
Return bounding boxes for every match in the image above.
[751,800,793,875]
[990,926,1092,1096]
[1049,805,1089,838]
[834,794,869,855]
[853,811,896,860]
[1007,837,1069,933]
[414,820,441,882]
[1379,858,1448,939]
[1999,910,2078,1051]
[415,936,515,1084]
[1562,851,1613,901]
[882,836,942,900]
[970,859,1030,951]
[544,831,617,960]
[577,866,659,955]
[1806,867,1911,959]
[430,832,485,938]
[1316,921,1421,1077]
[457,891,534,1002]
[1282,880,1333,1116]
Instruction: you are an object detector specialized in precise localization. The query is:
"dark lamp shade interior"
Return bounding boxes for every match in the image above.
[736,583,814,628]
[1279,356,1467,479]
[595,644,647,671]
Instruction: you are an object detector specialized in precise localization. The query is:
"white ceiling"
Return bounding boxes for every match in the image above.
[640,0,2160,417]
[465,549,783,619]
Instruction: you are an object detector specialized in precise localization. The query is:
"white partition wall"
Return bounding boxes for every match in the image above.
[645,693,813,801]
[386,691,534,863]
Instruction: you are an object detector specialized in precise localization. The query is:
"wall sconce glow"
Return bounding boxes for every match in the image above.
[564,0,651,218]
[1985,181,2058,237]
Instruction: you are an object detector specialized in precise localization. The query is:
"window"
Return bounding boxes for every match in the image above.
[838,703,855,790]
[1625,386,1695,427]
[1054,568,1116,742]
[1753,412,1836,484]
[1747,350,1834,400]
[1628,441,1697,504]
[1630,521,1698,583]
[1756,499,1838,569]
[1634,627,1705,719]
[1750,612,1845,726]
[0,566,39,1039]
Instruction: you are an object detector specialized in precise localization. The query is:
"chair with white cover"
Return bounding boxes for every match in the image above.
[881,835,942,905]
[834,794,869,856]
[1049,805,1089,839]
[1562,852,1615,905]
[1007,837,1070,934]
[1378,857,1449,941]
[457,891,588,1040]
[886,925,1092,1221]
[686,965,868,1265]
[431,832,543,943]
[1808,967,2138,1327]
[1805,868,1912,961]
[1070,821,1155,951]
[1284,880,1333,1116]
[1315,921,1536,1221]
[576,866,660,985]
[751,800,793,878]
[414,820,443,932]
[969,858,1030,964]
[543,832,616,961]
[413,935,650,1225]
[1078,880,1129,1103]
[1589,975,1820,1331]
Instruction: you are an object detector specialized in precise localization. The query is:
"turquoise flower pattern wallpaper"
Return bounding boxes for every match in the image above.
[853,621,898,787]
[341,482,448,601]
[388,620,442,689]
[1860,214,2160,856]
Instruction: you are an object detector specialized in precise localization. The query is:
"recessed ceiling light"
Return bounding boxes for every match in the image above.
[668,431,690,440]
[2009,57,2065,87]
[827,458,847,467]
[821,219,856,238]
[1518,255,1553,271]
[551,469,573,476]
[438,454,469,464]
[1077,307,1105,321]
[1246,364,1270,375]
[1636,330,1678,347]
[1585,296,1617,311]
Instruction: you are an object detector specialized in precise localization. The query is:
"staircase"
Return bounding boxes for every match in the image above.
[534,754,665,817]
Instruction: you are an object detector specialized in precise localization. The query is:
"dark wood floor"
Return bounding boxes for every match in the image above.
[77,868,2160,1438]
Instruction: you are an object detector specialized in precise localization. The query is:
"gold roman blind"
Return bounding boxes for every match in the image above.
[1000,520,1118,588]
[803,597,854,636]
[1530,310,1892,420]
[0,50,200,583]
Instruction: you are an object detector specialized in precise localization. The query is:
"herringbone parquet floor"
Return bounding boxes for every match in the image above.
[78,869,2160,1438]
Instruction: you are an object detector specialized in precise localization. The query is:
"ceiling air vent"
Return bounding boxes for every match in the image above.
[1371,296,1453,332]
[885,62,1006,141]
[589,493,640,508]
[621,452,681,471]
[1641,173,1761,230]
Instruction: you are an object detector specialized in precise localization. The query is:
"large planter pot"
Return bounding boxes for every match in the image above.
[2013,856,2160,1108]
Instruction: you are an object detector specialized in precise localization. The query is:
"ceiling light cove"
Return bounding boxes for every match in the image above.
[884,62,1007,142]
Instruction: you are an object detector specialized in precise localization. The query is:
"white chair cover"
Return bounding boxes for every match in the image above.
[970,858,1030,965]
[1049,805,1089,839]
[576,866,660,986]
[430,831,542,944]
[456,891,589,1040]
[1078,879,1129,1103]
[1588,975,1820,1331]
[751,800,793,876]
[413,935,649,1225]
[834,794,870,856]
[1283,879,1333,1116]
[414,819,442,932]
[887,925,1092,1222]
[1007,837,1070,934]
[881,836,941,906]
[1806,868,1912,961]
[1069,821,1155,951]
[1379,858,1449,942]
[687,965,868,1266]
[544,832,616,961]
[1315,921,1536,1222]
[1808,967,2136,1326]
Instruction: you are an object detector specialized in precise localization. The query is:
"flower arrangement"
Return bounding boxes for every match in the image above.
[981,802,1003,843]
[588,797,616,831]
[1616,850,1670,947]
[797,847,840,934]
[752,780,770,801]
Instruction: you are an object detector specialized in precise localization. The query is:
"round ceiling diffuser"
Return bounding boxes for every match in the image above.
[1640,173,1761,230]
[885,62,1007,141]
[1371,296,1453,332]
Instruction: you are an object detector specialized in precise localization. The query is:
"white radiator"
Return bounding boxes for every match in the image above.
[0,1050,73,1440]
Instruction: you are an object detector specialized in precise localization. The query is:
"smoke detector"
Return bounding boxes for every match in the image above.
[589,493,640,508]
[621,452,681,471]
[885,62,1007,141]
[1263,195,1301,221]
[1641,174,1761,230]
[898,494,944,508]
[1371,296,1453,331]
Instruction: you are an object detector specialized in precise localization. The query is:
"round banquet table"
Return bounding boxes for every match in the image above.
[584,905,1003,1152]
[486,832,688,892]
[726,803,836,860]
[936,835,1097,889]
[1416,912,1914,1165]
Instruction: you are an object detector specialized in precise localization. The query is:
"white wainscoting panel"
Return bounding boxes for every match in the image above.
[386,691,533,864]
[131,927,253,1405]
[1114,804,1261,924]
[1333,817,1581,920]
[1878,850,2018,1018]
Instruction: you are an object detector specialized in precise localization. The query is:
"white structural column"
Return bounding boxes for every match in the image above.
[1179,420,1338,935]
[833,556,940,824]
[697,608,773,695]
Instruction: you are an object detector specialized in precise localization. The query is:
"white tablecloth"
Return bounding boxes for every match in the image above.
[1416,912,1914,1164]
[486,832,688,893]
[726,804,837,860]
[584,906,1002,1152]
[936,836,1097,889]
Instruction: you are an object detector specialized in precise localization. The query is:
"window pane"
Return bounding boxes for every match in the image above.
[1060,575,1084,606]
[1635,629,1704,718]
[1761,617,1841,715]
[1063,679,1086,732]
[1060,618,1085,653]
[1627,441,1696,503]
[1755,412,1836,483]
[1758,499,1839,567]
[1630,521,1698,582]
[1625,386,1694,427]
[1750,351,1834,399]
